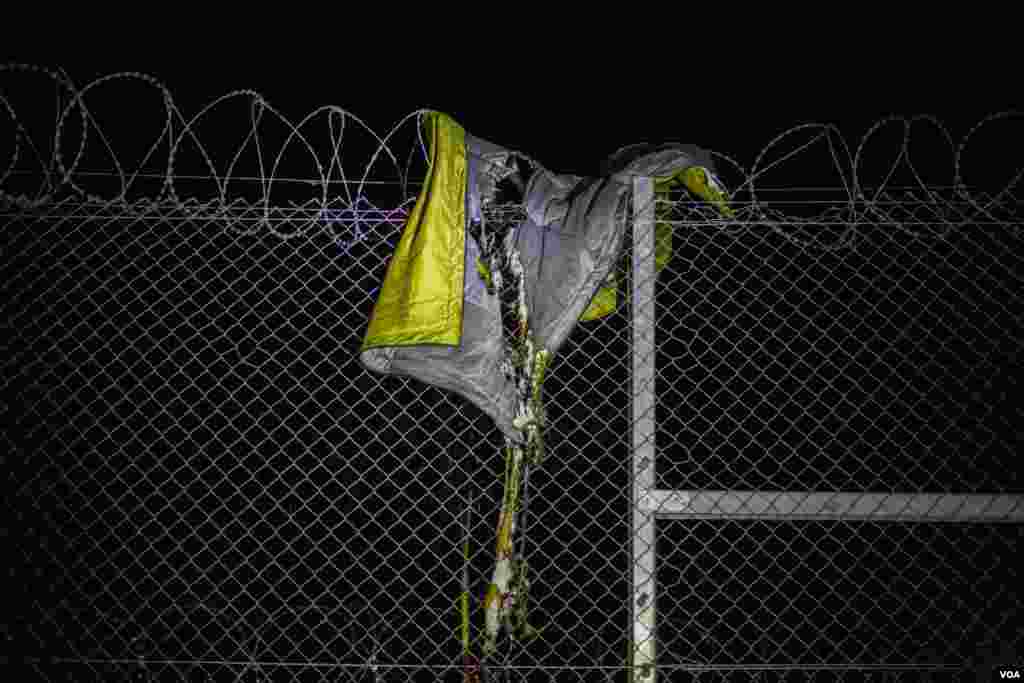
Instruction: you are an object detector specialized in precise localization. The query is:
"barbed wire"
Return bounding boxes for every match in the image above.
[1,62,1021,248]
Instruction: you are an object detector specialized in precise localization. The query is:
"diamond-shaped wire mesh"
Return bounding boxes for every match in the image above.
[654,189,1021,495]
[1,191,641,681]
[642,185,1022,681]
[5,186,1021,681]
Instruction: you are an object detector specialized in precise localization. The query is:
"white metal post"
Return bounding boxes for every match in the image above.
[630,177,657,682]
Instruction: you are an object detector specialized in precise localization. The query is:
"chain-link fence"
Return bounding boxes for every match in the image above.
[2,66,1021,681]
[637,182,1022,681]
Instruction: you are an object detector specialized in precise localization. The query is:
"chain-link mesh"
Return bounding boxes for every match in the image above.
[640,182,1022,680]
[654,187,1020,495]
[2,65,1022,681]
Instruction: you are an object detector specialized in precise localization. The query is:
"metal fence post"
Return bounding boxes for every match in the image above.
[630,176,657,682]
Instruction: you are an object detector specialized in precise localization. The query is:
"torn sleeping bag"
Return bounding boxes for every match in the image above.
[359,111,729,442]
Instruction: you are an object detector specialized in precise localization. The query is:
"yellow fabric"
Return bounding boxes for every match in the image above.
[578,274,619,321]
[360,120,732,330]
[579,166,733,322]
[361,112,467,351]
[672,166,734,218]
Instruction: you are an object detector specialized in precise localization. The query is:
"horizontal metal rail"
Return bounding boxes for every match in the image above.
[640,490,1024,522]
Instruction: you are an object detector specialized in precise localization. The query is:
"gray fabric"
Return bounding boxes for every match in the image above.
[363,135,715,443]
[365,136,516,441]
[600,142,717,180]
